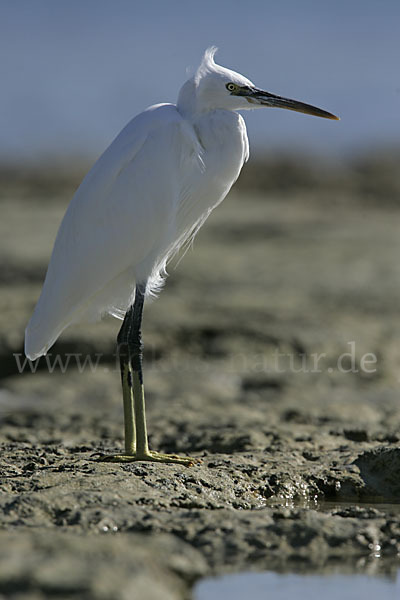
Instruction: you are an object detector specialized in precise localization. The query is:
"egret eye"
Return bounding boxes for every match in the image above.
[226,83,237,92]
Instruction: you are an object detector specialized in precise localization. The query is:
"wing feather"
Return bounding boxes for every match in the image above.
[25,104,202,359]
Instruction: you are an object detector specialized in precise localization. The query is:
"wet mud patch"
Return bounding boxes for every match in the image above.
[354,447,400,500]
[2,172,400,597]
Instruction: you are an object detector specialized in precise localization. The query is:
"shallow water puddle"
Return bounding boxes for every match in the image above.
[267,498,400,517]
[317,501,400,515]
[194,571,400,600]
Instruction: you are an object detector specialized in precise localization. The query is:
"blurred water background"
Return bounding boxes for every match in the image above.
[195,571,400,600]
[1,0,399,164]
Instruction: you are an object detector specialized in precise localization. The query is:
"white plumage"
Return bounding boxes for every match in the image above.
[25,47,337,361]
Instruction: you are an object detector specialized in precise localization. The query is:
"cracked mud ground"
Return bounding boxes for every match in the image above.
[1,158,400,599]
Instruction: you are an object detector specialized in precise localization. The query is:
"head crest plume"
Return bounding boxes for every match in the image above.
[195,46,219,85]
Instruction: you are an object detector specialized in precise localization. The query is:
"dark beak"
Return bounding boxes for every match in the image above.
[248,88,339,120]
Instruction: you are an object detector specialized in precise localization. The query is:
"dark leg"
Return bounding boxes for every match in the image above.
[98,282,198,465]
[126,283,149,456]
[117,305,135,455]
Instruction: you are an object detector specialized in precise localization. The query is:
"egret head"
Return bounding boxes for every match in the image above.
[180,47,338,120]
[193,47,256,112]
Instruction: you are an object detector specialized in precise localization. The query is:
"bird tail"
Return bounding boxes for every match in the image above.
[24,309,64,361]
[24,268,137,360]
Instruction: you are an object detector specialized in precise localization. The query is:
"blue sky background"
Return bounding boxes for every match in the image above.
[1,0,399,163]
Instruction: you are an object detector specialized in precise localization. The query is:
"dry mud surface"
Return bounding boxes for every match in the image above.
[1,162,400,598]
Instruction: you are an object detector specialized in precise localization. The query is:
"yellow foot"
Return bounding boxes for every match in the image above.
[96,450,199,467]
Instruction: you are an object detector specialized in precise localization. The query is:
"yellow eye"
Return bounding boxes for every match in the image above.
[226,83,237,92]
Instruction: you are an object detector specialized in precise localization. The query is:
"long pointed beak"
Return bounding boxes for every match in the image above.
[249,88,339,120]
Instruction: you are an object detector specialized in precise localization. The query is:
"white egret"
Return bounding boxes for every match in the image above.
[25,48,338,465]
